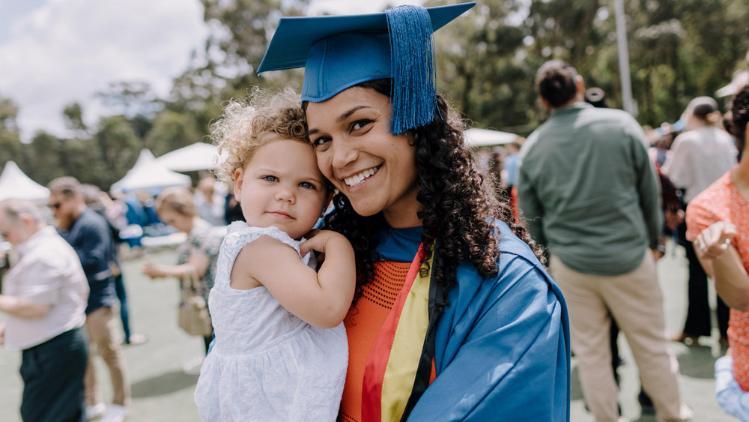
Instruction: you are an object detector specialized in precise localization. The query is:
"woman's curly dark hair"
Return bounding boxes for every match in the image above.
[729,84,749,153]
[316,79,543,301]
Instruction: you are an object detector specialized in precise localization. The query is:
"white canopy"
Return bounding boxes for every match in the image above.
[111,149,191,193]
[157,142,219,172]
[464,128,520,148]
[0,161,50,201]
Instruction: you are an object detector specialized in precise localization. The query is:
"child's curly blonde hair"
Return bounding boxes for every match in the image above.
[212,88,308,183]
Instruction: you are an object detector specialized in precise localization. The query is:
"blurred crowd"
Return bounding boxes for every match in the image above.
[0,174,241,421]
[0,53,748,422]
[479,58,747,421]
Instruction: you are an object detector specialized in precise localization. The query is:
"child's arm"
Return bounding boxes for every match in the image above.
[233,230,355,328]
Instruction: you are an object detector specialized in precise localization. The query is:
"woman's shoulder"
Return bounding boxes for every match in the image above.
[447,221,568,355]
[686,172,735,239]
[455,220,563,309]
[687,172,734,218]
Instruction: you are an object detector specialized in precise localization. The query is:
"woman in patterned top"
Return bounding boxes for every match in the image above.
[142,187,226,354]
[686,84,749,419]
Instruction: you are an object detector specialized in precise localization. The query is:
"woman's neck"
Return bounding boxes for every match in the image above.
[382,189,422,228]
[733,154,749,199]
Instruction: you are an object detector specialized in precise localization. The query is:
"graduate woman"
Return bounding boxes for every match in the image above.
[258,3,570,420]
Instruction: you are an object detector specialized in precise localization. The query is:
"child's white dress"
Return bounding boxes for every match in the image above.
[194,222,347,421]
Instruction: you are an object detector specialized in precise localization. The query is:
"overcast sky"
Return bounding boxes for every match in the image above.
[0,0,421,140]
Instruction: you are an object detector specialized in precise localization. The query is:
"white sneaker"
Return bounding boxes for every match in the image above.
[102,404,127,422]
[85,403,106,420]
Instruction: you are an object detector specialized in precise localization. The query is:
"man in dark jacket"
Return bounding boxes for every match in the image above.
[48,177,129,422]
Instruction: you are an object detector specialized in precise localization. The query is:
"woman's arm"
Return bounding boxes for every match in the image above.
[237,230,355,328]
[694,221,749,310]
[142,249,209,280]
[0,295,52,319]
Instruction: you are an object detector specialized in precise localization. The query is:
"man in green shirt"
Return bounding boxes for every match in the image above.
[518,60,691,421]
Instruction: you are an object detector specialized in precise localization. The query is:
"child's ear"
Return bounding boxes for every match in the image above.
[232,168,244,196]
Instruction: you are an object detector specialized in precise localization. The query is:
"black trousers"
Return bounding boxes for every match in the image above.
[20,327,88,422]
[679,222,730,338]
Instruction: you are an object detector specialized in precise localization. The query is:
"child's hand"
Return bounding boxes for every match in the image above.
[300,230,346,256]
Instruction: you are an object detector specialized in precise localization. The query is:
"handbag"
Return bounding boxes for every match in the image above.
[177,270,213,337]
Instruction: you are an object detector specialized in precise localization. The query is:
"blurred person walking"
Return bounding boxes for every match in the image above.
[663,96,738,344]
[194,175,226,227]
[518,60,691,421]
[82,185,146,346]
[48,177,130,422]
[686,85,749,420]
[0,199,89,422]
[141,187,225,355]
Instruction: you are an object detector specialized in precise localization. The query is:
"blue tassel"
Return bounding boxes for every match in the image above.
[386,6,436,135]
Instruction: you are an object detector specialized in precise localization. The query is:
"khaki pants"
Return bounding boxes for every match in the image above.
[84,306,129,406]
[550,252,689,422]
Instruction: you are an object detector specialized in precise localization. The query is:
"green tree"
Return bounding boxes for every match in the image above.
[96,80,158,137]
[62,102,88,135]
[23,131,66,185]
[0,96,23,169]
[515,0,749,127]
[200,0,308,91]
[96,81,160,118]
[59,138,103,185]
[92,116,142,189]
[163,0,309,137]
[430,0,536,132]
[145,110,202,156]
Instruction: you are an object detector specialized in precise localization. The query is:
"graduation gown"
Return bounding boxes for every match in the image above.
[374,221,570,421]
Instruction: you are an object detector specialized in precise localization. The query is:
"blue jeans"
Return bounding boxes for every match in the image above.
[114,274,132,342]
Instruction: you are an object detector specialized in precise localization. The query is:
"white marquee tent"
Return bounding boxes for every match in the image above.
[464,128,520,148]
[111,149,191,193]
[0,161,50,201]
[157,142,219,172]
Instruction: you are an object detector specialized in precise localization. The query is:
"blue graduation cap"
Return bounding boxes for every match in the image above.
[257,2,475,134]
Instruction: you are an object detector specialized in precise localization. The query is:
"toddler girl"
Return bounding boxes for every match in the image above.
[194,90,355,421]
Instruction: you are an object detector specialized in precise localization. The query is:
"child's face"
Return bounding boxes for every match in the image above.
[233,139,329,239]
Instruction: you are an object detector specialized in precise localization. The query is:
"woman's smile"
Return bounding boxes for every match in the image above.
[340,165,381,190]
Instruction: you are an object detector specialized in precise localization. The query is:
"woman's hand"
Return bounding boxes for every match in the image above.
[142,262,166,279]
[694,221,737,261]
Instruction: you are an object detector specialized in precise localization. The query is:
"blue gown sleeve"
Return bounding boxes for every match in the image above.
[408,253,570,421]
